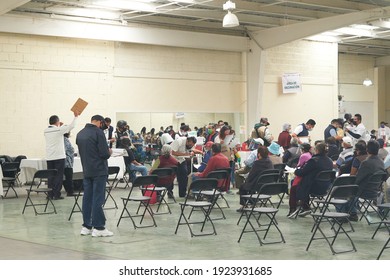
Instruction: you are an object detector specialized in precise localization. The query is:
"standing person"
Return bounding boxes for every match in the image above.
[345,113,370,145]
[170,136,199,197]
[324,119,342,142]
[76,115,113,237]
[104,117,115,148]
[250,117,273,146]
[63,133,75,196]
[278,123,292,151]
[291,119,316,144]
[44,111,79,200]
[114,120,130,149]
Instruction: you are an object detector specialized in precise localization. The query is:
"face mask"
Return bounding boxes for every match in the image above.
[208,128,213,134]
[100,122,108,130]
[381,124,385,128]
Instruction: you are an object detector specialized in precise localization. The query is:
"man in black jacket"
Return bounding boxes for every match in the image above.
[76,115,113,237]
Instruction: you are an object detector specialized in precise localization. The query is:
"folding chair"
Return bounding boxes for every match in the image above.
[274,163,287,183]
[292,170,335,219]
[1,162,19,198]
[22,169,58,215]
[306,184,359,255]
[104,166,120,209]
[311,175,357,232]
[376,220,390,260]
[357,171,388,225]
[68,172,84,221]
[237,182,288,245]
[372,202,390,236]
[237,173,280,225]
[13,155,27,187]
[117,175,159,229]
[150,167,176,215]
[174,178,219,237]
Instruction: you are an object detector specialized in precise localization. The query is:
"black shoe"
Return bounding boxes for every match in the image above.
[236,207,243,213]
[53,196,64,200]
[349,213,359,222]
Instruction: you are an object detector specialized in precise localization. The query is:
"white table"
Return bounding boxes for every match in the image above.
[19,156,125,184]
[73,156,125,179]
[19,158,47,184]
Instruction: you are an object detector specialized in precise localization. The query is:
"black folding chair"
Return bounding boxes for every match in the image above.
[117,175,159,229]
[1,162,19,198]
[174,178,219,237]
[150,167,176,215]
[104,166,120,209]
[376,220,390,260]
[357,171,388,225]
[237,173,280,225]
[292,170,336,219]
[22,169,58,215]
[237,182,288,246]
[68,172,84,221]
[306,184,359,255]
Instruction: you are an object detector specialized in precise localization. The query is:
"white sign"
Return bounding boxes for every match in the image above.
[175,112,185,119]
[282,73,302,93]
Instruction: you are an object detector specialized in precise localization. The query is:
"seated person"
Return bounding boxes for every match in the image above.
[150,144,178,198]
[234,138,263,189]
[290,142,333,217]
[377,138,388,161]
[337,140,387,221]
[287,143,312,217]
[121,138,148,180]
[237,146,274,211]
[189,143,230,191]
[282,137,301,167]
[326,136,340,160]
[267,141,283,165]
[335,136,354,175]
[197,141,214,173]
[350,141,368,176]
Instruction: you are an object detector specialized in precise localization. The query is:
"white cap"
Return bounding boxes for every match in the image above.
[342,136,353,146]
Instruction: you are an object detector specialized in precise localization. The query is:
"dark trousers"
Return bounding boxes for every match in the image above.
[47,159,65,198]
[177,161,189,197]
[63,167,74,194]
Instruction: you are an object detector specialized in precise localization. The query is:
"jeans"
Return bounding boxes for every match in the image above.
[129,163,148,176]
[82,175,108,230]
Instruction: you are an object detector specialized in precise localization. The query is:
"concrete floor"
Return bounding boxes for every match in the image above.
[0,181,389,260]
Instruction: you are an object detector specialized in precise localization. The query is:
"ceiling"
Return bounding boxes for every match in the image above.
[3,0,390,58]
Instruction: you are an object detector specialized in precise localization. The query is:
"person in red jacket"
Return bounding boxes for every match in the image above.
[188,143,230,191]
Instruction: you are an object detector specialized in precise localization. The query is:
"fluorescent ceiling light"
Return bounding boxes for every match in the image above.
[335,27,376,37]
[306,34,341,43]
[93,0,156,12]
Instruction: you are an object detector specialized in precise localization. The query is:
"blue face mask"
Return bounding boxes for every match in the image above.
[381,124,385,128]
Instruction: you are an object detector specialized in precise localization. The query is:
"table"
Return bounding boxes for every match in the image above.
[19,158,47,184]
[73,156,125,179]
[19,155,125,184]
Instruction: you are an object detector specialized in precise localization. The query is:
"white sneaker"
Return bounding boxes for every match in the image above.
[80,227,93,236]
[92,228,114,237]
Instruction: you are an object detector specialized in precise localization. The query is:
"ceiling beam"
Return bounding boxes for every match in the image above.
[0,13,249,52]
[0,0,30,15]
[249,6,390,50]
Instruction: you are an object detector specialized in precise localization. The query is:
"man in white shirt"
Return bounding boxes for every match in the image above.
[345,113,369,145]
[170,136,198,197]
[44,111,79,199]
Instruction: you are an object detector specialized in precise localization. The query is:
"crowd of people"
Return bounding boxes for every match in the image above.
[43,110,390,237]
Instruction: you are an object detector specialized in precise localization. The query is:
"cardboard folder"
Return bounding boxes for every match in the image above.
[70,98,88,114]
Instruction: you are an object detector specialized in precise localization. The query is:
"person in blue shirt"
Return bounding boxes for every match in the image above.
[197,141,213,172]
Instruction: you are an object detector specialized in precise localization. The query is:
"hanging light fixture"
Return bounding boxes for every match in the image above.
[223,0,239,28]
[363,78,373,86]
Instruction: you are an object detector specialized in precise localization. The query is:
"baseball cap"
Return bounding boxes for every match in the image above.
[342,136,353,145]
